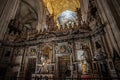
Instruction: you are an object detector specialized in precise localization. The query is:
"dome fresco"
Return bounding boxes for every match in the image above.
[58,10,78,26]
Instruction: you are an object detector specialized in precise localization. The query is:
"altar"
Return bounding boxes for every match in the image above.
[32,73,54,80]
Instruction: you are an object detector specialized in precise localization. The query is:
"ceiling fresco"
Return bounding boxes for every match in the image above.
[43,0,80,20]
[58,10,78,26]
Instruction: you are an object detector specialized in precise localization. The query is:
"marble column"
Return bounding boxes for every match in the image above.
[96,0,120,55]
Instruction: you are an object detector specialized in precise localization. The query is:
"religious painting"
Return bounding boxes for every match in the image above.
[58,42,67,54]
[58,42,72,54]
[76,50,84,61]
[94,36,104,52]
[60,45,66,53]
[40,44,53,65]
[30,48,37,56]
[43,46,51,59]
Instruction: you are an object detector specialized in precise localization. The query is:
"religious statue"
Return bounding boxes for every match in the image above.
[41,61,48,73]
[82,62,87,74]
[46,14,55,31]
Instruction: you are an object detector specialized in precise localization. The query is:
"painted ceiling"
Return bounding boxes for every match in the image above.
[58,10,78,26]
[43,0,80,20]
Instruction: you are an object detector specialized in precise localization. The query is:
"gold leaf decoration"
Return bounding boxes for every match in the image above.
[43,0,80,21]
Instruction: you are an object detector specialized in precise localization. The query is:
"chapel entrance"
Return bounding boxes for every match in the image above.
[58,55,71,79]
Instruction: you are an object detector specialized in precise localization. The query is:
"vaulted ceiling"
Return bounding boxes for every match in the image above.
[7,0,93,43]
[43,0,80,20]
[1,0,103,49]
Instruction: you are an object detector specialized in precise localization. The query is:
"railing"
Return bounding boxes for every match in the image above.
[3,77,120,80]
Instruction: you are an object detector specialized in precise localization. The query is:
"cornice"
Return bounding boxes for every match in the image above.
[0,24,105,47]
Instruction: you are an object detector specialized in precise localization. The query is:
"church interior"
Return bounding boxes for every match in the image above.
[0,0,120,80]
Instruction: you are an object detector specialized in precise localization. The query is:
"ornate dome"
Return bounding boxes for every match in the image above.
[58,10,78,27]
